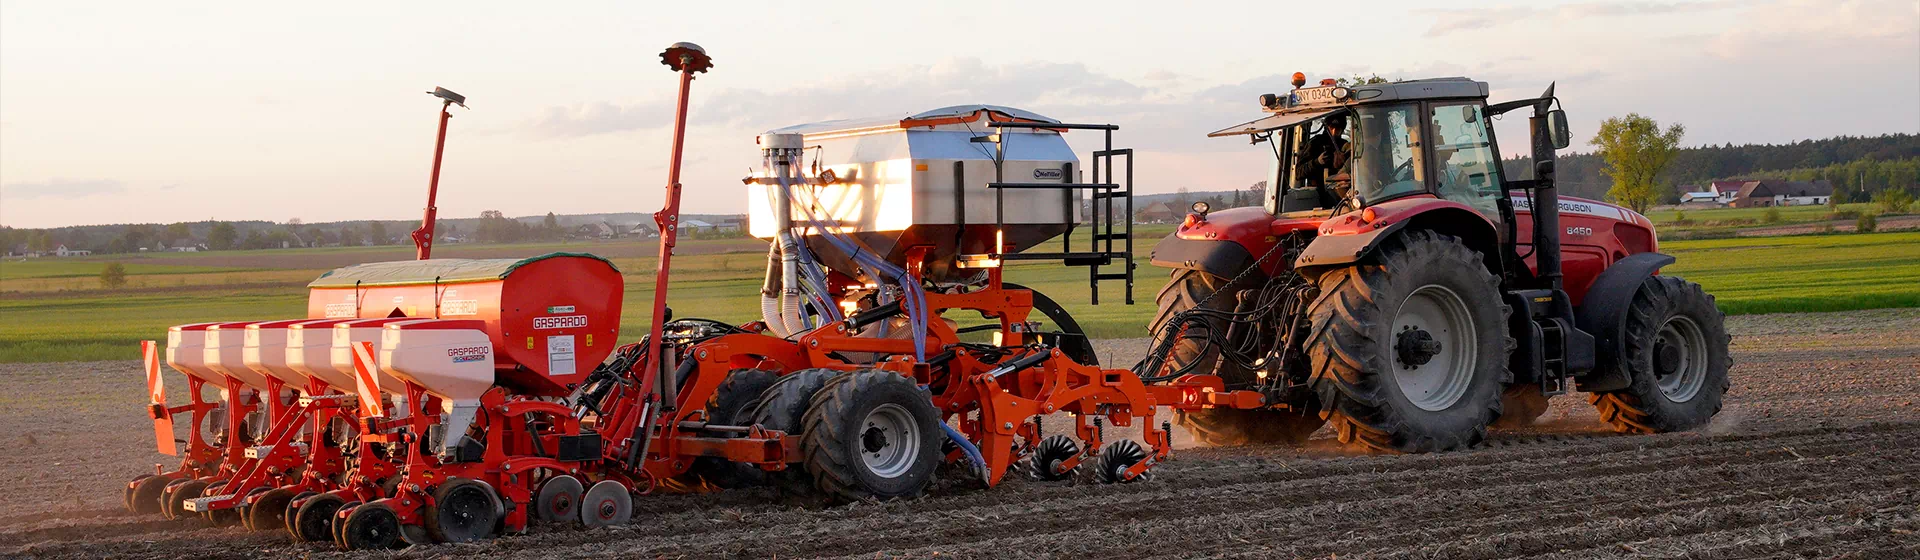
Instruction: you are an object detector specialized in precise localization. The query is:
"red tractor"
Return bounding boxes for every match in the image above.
[1146,76,1731,452]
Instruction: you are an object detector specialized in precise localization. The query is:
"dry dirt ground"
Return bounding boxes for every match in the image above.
[1,309,1915,559]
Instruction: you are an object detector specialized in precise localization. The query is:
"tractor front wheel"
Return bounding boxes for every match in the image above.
[1588,276,1730,433]
[1305,231,1512,453]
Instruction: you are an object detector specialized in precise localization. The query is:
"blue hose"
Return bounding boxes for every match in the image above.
[939,422,986,472]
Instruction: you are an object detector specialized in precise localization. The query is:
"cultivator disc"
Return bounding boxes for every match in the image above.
[580,480,632,528]
[534,475,584,524]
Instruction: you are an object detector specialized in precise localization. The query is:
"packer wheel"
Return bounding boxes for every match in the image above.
[130,475,172,516]
[339,501,403,551]
[291,493,345,543]
[425,478,502,543]
[246,488,296,533]
[163,479,209,521]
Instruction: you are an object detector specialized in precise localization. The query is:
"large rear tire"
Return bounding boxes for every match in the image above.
[1587,276,1730,433]
[800,369,943,503]
[1153,268,1326,445]
[1305,231,1512,453]
[746,368,843,499]
[685,369,779,488]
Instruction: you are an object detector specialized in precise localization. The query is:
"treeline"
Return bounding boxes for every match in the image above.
[1508,133,1919,202]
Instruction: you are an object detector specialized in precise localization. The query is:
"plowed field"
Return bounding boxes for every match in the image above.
[2,309,1915,559]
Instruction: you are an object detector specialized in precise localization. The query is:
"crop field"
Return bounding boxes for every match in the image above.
[0,308,1915,558]
[3,229,1918,362]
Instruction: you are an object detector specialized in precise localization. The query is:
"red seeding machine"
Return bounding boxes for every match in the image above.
[125,44,1729,550]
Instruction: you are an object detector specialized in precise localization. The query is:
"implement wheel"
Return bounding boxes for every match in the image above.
[284,491,316,535]
[425,478,501,543]
[1588,276,1730,433]
[163,479,209,521]
[1154,269,1328,445]
[579,480,632,528]
[291,493,345,543]
[130,475,172,516]
[339,501,403,551]
[747,368,843,500]
[800,369,942,503]
[533,475,584,524]
[247,488,295,533]
[686,369,779,488]
[1305,231,1513,453]
[1024,435,1081,481]
[1092,440,1152,484]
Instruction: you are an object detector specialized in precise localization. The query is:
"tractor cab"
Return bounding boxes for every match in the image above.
[1210,76,1537,226]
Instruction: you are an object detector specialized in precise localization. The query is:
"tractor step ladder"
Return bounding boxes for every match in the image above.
[986,121,1136,305]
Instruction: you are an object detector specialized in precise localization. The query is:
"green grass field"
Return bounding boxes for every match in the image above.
[2,230,1915,362]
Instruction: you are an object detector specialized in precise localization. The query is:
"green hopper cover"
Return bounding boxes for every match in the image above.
[307,252,618,288]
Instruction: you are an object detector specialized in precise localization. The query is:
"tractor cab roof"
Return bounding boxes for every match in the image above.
[1208,77,1490,137]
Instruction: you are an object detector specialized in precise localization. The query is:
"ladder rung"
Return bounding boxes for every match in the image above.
[1091,233,1129,241]
[1092,148,1133,157]
[1094,273,1131,280]
[1090,191,1131,200]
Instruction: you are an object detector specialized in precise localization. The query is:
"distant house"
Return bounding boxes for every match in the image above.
[1729,180,1833,208]
[1135,202,1178,223]
[627,223,659,238]
[715,216,747,232]
[682,219,716,233]
[52,244,91,257]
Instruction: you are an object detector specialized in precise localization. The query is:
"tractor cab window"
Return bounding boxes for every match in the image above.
[1430,102,1504,219]
[1351,103,1424,205]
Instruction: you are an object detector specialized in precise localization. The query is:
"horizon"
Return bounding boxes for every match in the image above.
[3,0,1917,229]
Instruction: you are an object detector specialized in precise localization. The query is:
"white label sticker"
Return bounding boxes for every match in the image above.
[533,315,588,329]
[442,299,480,316]
[547,335,576,376]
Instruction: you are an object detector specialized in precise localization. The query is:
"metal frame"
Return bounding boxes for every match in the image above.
[986,121,1136,305]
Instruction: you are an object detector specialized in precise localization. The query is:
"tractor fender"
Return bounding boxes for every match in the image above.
[1294,199,1500,280]
[1572,251,1676,392]
[1148,236,1255,281]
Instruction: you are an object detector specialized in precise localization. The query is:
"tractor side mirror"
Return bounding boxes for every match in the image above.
[1547,109,1571,150]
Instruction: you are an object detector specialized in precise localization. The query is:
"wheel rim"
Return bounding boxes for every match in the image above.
[1654,315,1710,403]
[435,483,497,542]
[1391,284,1478,412]
[858,403,921,479]
[344,504,400,550]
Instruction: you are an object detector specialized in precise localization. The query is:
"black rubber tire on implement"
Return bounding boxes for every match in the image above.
[247,488,296,533]
[285,491,316,536]
[130,475,172,516]
[685,368,779,488]
[1492,383,1550,428]
[800,369,943,503]
[164,479,209,521]
[746,368,844,499]
[425,478,502,544]
[1587,276,1731,433]
[340,501,404,551]
[291,493,345,543]
[1154,268,1327,445]
[1305,231,1513,453]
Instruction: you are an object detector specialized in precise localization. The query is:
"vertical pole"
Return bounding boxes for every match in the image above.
[638,51,703,399]
[413,101,453,260]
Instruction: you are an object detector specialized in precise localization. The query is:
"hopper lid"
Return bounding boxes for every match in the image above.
[308,252,617,288]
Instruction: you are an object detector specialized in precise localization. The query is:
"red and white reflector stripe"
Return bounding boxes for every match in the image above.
[143,340,176,456]
[351,341,384,417]
[143,340,165,404]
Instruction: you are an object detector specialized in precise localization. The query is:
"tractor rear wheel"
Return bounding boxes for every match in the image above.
[746,368,844,500]
[1153,268,1326,445]
[1588,276,1730,433]
[800,369,942,503]
[685,369,779,488]
[1305,231,1512,453]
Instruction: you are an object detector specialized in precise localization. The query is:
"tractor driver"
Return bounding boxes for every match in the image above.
[1296,113,1352,203]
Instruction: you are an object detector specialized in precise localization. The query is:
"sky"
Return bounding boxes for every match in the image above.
[2,0,1916,229]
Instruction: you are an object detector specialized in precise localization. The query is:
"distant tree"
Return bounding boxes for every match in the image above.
[1335,74,1391,86]
[123,224,154,250]
[163,222,192,244]
[27,230,53,252]
[304,226,326,247]
[1857,212,1878,233]
[241,230,268,249]
[100,263,128,289]
[340,227,361,247]
[1591,114,1686,213]
[1874,188,1914,214]
[207,222,239,250]
[368,221,389,245]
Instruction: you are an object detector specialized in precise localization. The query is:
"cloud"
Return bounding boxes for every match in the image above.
[2,178,126,199]
[1424,1,1736,37]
